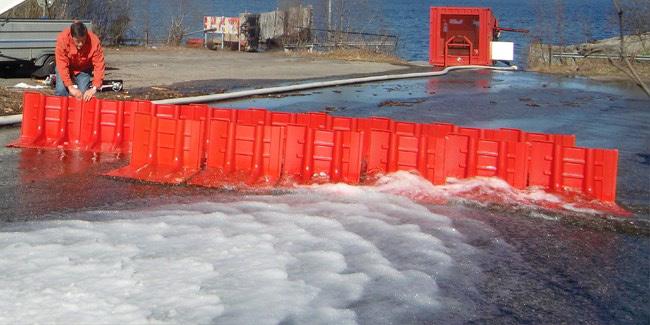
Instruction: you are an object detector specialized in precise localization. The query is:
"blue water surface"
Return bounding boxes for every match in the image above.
[131,0,618,63]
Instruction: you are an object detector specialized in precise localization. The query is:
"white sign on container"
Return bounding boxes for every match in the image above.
[491,41,514,61]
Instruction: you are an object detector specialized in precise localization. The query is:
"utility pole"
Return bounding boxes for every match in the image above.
[338,0,343,47]
[327,0,332,30]
[339,0,343,28]
[327,0,332,42]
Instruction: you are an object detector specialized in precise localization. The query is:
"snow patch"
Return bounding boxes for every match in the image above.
[12,82,45,89]
[0,185,472,324]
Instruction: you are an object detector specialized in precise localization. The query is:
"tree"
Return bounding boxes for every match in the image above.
[609,0,649,96]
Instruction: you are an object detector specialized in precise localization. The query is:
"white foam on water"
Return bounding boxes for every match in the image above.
[371,171,561,203]
[365,171,617,215]
[0,183,478,325]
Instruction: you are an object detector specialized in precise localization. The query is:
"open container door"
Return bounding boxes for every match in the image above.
[429,7,496,67]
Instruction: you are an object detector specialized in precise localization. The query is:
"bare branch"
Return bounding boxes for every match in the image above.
[609,0,650,97]
[623,57,650,95]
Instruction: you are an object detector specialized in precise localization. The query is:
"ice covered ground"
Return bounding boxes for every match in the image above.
[0,178,482,325]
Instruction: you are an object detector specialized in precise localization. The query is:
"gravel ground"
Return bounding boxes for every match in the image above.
[0,46,417,116]
[0,88,22,115]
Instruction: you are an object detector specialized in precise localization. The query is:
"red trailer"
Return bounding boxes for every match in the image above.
[429,7,498,67]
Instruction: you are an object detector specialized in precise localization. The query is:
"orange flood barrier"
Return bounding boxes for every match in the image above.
[105,113,205,184]
[9,92,619,203]
[10,92,153,153]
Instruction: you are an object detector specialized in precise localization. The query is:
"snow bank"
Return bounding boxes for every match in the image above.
[12,82,45,89]
[0,184,476,324]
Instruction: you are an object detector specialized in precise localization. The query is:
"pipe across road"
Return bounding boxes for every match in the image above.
[0,65,518,126]
[152,65,518,105]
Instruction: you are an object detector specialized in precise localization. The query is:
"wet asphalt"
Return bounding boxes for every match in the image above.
[0,70,649,324]
[1,70,648,222]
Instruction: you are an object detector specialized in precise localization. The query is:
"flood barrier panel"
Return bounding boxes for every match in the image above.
[105,113,205,184]
[10,92,617,202]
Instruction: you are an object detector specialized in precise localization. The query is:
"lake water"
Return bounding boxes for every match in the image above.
[132,0,619,62]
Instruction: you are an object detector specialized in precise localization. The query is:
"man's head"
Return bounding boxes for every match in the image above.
[70,21,88,50]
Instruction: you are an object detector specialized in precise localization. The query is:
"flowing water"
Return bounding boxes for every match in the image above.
[1,1,649,324]
[1,70,649,324]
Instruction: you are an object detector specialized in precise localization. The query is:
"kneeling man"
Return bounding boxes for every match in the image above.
[55,21,105,101]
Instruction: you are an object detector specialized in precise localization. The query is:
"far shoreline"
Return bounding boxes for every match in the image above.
[527,33,650,84]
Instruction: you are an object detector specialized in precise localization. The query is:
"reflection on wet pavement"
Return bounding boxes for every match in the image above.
[0,71,648,324]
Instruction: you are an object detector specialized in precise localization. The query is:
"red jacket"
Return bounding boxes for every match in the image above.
[55,28,105,89]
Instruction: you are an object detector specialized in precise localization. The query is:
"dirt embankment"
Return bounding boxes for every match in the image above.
[528,33,650,82]
[0,46,418,116]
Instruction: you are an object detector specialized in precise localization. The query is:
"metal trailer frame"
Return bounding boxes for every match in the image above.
[0,19,92,66]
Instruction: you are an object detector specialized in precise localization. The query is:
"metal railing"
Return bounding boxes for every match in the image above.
[284,27,398,54]
[552,53,650,61]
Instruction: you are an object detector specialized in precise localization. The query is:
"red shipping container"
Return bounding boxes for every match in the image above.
[429,7,497,67]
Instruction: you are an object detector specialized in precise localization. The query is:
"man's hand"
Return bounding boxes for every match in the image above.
[68,86,82,99]
[83,87,97,102]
